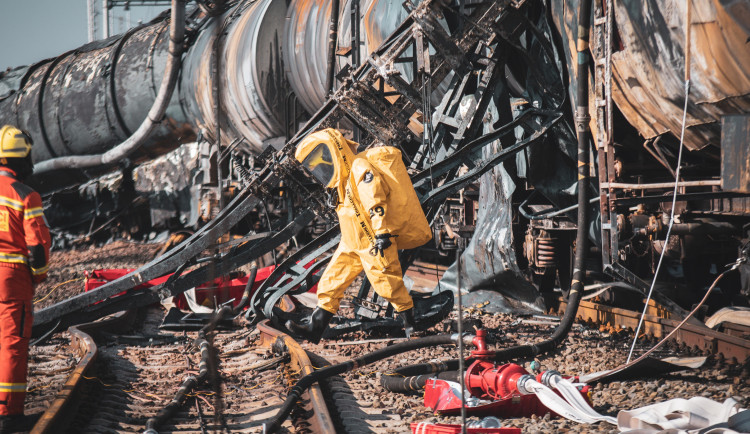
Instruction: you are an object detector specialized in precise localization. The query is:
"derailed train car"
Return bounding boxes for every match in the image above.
[548,0,750,311]
[0,0,748,318]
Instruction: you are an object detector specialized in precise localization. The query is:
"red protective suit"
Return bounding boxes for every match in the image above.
[0,168,50,416]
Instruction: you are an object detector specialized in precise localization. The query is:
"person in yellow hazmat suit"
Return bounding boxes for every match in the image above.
[286,128,430,343]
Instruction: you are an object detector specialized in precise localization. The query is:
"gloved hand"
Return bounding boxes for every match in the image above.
[371,233,396,257]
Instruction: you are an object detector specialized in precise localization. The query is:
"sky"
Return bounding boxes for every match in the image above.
[0,1,168,71]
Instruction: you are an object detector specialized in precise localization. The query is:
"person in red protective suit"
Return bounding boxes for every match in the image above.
[0,126,50,433]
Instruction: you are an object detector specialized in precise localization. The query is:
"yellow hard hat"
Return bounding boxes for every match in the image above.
[0,125,33,159]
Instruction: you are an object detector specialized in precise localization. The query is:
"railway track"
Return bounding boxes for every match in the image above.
[558,298,750,362]
[28,307,302,433]
[26,291,749,433]
[26,304,425,433]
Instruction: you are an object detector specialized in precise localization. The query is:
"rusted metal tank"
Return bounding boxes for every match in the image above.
[182,0,287,152]
[0,17,193,167]
[551,0,750,151]
[284,0,412,115]
[0,0,288,179]
[611,0,750,150]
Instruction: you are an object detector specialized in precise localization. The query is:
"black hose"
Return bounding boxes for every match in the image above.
[380,0,593,391]
[143,297,234,433]
[144,338,210,434]
[466,0,590,364]
[381,360,460,393]
[264,334,458,433]
[232,265,258,314]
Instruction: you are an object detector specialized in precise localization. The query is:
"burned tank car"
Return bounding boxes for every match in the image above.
[0,0,748,312]
[523,0,750,310]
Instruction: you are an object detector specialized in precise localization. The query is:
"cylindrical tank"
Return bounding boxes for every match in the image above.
[283,0,336,115]
[182,0,287,152]
[0,0,426,186]
[0,17,193,167]
[284,0,413,116]
[0,0,289,185]
[551,0,750,150]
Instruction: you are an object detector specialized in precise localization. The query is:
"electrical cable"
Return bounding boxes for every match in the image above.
[627,78,690,363]
[455,248,467,433]
[33,277,85,305]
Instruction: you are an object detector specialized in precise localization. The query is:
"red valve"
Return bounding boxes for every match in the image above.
[465,361,529,400]
[425,360,592,418]
[469,329,495,360]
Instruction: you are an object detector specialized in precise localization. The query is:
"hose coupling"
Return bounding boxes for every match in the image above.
[540,370,561,387]
[516,374,535,395]
[450,333,476,348]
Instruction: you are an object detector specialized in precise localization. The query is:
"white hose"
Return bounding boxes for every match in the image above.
[518,377,600,424]
[545,373,617,425]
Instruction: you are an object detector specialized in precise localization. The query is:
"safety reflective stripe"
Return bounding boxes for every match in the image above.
[0,196,23,211]
[0,253,28,264]
[31,264,49,275]
[24,207,44,219]
[0,383,26,392]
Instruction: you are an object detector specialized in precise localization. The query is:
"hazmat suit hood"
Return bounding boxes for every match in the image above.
[295,128,358,199]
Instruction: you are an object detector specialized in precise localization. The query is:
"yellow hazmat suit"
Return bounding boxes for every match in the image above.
[295,128,422,314]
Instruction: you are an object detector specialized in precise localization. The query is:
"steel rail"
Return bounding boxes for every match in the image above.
[558,298,750,361]
[30,325,96,434]
[31,311,134,433]
[257,320,336,433]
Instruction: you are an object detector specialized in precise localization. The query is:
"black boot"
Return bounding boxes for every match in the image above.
[285,307,334,344]
[397,308,417,338]
[0,414,40,433]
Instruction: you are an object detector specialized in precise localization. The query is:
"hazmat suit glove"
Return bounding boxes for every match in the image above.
[371,233,396,257]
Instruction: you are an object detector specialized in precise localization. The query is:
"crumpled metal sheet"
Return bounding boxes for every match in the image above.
[435,101,545,315]
[551,0,750,151]
[133,143,200,227]
[610,0,750,150]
